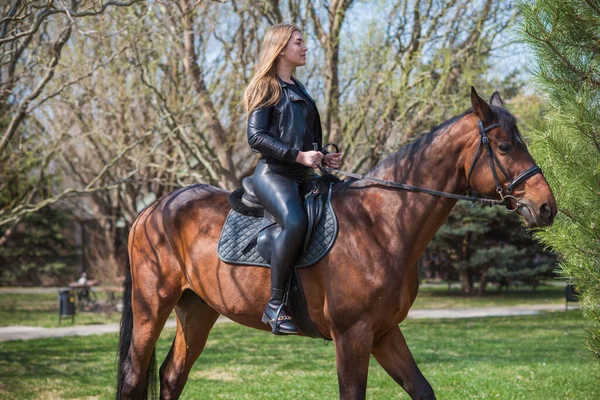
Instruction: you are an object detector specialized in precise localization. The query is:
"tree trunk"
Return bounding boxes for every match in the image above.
[309,0,354,145]
[459,269,474,294]
[179,0,239,189]
[324,47,341,144]
[478,270,488,296]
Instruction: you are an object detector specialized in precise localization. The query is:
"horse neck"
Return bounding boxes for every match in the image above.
[360,120,473,269]
[368,123,470,191]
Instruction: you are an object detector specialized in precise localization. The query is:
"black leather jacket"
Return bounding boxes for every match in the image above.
[247,77,327,164]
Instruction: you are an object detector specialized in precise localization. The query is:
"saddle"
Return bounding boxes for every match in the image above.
[219,174,340,268]
[217,173,340,339]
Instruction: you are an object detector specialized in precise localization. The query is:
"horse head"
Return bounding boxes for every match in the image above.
[462,87,556,228]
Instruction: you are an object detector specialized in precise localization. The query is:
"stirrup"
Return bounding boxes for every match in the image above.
[261,303,297,335]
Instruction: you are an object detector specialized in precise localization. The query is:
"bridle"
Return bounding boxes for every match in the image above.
[464,119,542,211]
[318,117,543,211]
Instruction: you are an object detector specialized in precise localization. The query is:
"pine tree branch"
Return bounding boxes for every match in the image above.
[583,0,600,15]
[525,15,600,89]
[559,208,600,244]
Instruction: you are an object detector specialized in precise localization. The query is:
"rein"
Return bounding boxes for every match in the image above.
[319,118,543,211]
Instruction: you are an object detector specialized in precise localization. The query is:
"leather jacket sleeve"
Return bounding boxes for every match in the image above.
[247,106,299,164]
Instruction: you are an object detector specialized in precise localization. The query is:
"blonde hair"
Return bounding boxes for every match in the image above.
[243,23,302,116]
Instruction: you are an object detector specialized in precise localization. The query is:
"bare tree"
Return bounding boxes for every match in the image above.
[337,0,517,171]
[0,0,143,247]
[307,0,355,144]
[0,0,518,280]
[0,0,144,156]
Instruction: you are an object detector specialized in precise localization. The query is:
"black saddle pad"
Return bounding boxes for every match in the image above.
[217,183,338,268]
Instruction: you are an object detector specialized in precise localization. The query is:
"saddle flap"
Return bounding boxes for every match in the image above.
[302,192,326,255]
[288,268,330,340]
[241,211,278,253]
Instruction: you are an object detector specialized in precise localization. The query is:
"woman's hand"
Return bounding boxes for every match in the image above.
[324,152,342,169]
[296,151,324,168]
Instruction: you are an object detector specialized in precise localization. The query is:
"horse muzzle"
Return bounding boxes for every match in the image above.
[515,197,557,228]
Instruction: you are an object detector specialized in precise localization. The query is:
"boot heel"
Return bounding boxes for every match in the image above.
[262,313,280,335]
[261,314,271,326]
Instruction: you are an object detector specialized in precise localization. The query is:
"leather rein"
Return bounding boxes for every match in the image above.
[318,118,543,211]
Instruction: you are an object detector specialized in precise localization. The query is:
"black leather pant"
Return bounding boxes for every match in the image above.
[252,158,318,290]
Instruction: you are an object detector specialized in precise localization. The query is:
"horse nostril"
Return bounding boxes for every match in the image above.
[540,203,553,221]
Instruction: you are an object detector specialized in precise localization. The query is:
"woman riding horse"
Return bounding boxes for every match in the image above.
[243,23,342,334]
[116,85,557,399]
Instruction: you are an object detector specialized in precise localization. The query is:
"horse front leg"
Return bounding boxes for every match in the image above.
[333,323,373,400]
[371,326,435,400]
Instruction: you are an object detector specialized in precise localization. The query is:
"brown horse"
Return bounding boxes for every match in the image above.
[116,89,556,400]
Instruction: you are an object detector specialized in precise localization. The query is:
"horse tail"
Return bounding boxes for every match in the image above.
[116,255,158,399]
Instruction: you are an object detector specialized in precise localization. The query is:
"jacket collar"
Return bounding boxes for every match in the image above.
[277,75,296,88]
[278,76,316,104]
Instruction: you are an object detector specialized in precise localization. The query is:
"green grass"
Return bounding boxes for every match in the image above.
[0,311,596,399]
[412,284,565,309]
[0,284,566,328]
[0,292,123,328]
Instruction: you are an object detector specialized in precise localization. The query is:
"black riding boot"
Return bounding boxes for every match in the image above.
[261,288,298,335]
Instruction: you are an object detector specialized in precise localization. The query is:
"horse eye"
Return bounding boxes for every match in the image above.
[498,143,511,153]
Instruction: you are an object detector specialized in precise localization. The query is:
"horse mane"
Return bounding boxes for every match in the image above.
[367,106,519,177]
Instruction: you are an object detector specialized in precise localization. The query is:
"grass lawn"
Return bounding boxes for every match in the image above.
[0,311,596,399]
[0,292,123,328]
[412,284,565,309]
[0,284,566,328]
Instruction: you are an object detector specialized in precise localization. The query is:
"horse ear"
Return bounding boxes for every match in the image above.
[470,87,493,123]
[489,91,504,107]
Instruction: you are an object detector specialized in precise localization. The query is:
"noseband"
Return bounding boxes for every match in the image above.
[320,117,543,211]
[465,119,542,211]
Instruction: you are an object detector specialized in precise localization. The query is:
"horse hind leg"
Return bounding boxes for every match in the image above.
[116,256,183,400]
[159,290,220,400]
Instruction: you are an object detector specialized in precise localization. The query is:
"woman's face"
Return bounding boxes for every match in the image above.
[280,31,307,67]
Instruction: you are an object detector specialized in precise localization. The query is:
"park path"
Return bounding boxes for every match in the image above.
[0,304,576,343]
[0,281,566,295]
